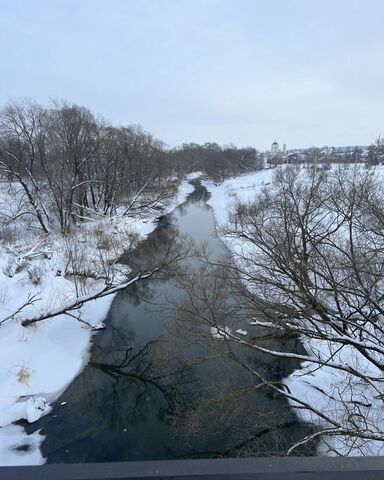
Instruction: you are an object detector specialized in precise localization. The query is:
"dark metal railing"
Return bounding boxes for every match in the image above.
[1,456,384,480]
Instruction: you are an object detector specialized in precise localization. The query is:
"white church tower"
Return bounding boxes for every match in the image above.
[271,140,279,155]
[269,140,287,166]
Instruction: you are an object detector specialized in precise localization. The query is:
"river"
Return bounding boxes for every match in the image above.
[24,181,317,462]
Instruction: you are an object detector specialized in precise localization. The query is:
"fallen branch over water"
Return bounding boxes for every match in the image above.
[21,268,160,327]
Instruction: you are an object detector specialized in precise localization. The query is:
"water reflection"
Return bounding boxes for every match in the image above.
[24,181,317,462]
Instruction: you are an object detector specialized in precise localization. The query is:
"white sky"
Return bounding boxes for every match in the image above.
[0,0,383,149]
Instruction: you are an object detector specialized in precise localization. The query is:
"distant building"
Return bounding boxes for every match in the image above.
[265,143,369,166]
[271,140,279,156]
[268,140,287,165]
[285,152,303,164]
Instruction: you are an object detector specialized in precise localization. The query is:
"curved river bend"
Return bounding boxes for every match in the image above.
[25,181,317,462]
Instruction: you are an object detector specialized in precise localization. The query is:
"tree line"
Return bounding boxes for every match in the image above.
[169,142,263,181]
[0,100,263,234]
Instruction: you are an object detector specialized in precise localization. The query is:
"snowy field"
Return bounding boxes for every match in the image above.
[0,176,195,465]
[203,165,384,457]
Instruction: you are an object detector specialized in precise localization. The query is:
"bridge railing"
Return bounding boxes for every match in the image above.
[1,456,384,480]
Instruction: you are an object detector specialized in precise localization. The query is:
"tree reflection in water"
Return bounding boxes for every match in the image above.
[23,181,317,462]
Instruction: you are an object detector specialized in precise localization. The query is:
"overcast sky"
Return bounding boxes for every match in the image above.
[0,0,383,150]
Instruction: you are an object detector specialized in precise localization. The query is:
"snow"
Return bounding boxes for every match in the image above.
[235,329,248,336]
[0,425,44,466]
[124,178,195,240]
[285,336,384,456]
[203,166,384,457]
[0,176,194,466]
[2,396,51,426]
[3,165,382,461]
[202,169,274,228]
[211,326,232,339]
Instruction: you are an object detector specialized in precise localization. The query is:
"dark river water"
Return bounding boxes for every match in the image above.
[25,181,317,462]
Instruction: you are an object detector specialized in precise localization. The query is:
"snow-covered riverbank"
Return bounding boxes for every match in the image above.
[2,165,382,464]
[0,177,195,465]
[202,169,275,226]
[203,166,384,457]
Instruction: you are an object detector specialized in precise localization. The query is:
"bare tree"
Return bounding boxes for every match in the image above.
[0,101,51,233]
[0,100,179,234]
[96,125,175,217]
[41,101,104,232]
[167,165,384,455]
[210,164,384,455]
